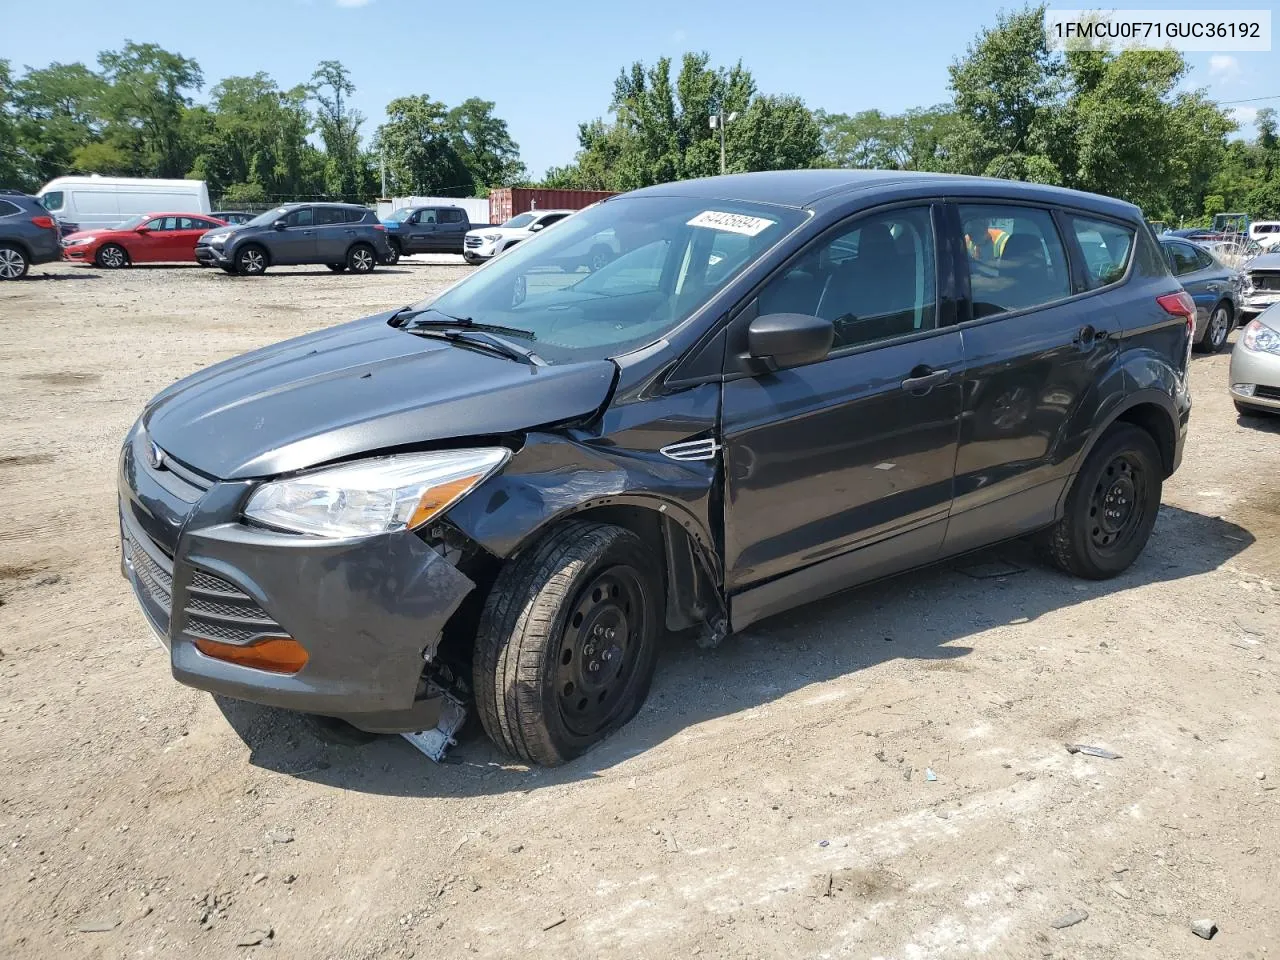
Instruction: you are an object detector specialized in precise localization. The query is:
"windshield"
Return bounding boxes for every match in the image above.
[502,213,537,229]
[116,215,147,230]
[414,195,805,364]
[383,208,414,223]
[246,206,290,228]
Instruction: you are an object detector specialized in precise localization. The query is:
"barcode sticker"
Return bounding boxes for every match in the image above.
[686,211,776,236]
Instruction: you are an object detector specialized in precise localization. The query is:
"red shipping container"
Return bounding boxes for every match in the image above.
[488,188,617,225]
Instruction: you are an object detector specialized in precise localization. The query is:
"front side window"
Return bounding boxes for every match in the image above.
[758,206,936,349]
[418,209,438,224]
[286,208,315,228]
[1069,215,1135,289]
[40,191,65,212]
[417,196,805,364]
[144,217,174,231]
[537,214,568,229]
[960,204,1070,317]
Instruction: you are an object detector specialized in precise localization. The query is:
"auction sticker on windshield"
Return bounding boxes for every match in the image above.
[686,211,777,236]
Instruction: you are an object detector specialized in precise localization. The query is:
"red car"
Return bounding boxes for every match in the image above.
[61,213,228,268]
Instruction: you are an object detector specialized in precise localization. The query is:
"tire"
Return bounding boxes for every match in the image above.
[1040,423,1162,580]
[473,521,662,766]
[95,243,129,269]
[382,241,401,266]
[586,244,613,271]
[347,243,376,273]
[0,243,29,280]
[235,245,267,276]
[326,263,347,273]
[1195,301,1232,353]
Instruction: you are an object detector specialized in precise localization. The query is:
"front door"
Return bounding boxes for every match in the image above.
[408,208,438,252]
[273,207,317,264]
[943,203,1125,553]
[721,204,963,624]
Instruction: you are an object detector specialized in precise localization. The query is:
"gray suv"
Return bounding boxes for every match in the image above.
[0,190,63,280]
[194,202,393,276]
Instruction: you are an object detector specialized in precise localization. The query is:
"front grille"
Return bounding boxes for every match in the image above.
[1250,271,1280,292]
[125,533,173,618]
[464,236,483,248]
[1256,385,1280,401]
[183,567,282,645]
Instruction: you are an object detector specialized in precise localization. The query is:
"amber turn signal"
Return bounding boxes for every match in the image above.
[193,635,309,674]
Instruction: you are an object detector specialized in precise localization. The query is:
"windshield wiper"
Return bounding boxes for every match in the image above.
[408,326,546,367]
[391,306,536,341]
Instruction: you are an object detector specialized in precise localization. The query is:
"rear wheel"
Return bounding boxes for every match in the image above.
[236,245,267,276]
[96,243,129,269]
[1196,301,1232,353]
[1040,424,1162,579]
[347,243,376,273]
[473,521,661,766]
[0,244,29,280]
[326,263,347,273]
[382,241,401,265]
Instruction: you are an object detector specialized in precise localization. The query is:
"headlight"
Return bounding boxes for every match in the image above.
[206,232,231,245]
[63,236,94,246]
[484,233,503,242]
[1242,319,1280,355]
[244,448,510,538]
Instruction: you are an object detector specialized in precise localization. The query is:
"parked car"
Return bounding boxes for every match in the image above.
[380,205,480,262]
[61,213,228,268]
[1230,307,1280,416]
[1249,221,1280,249]
[1239,250,1280,320]
[0,190,63,280]
[37,176,211,230]
[211,210,256,225]
[1157,236,1240,353]
[120,170,1193,766]
[193,202,392,276]
[462,209,574,264]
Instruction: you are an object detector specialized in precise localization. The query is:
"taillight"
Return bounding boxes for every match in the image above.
[31,215,55,230]
[1156,290,1196,319]
[373,223,386,231]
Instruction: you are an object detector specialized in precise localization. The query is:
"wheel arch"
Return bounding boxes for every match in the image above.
[234,240,271,266]
[0,237,34,261]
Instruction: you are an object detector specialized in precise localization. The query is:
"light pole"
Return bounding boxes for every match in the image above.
[709,109,738,175]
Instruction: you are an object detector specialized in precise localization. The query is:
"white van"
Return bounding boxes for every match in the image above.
[37,176,211,230]
[1250,221,1280,250]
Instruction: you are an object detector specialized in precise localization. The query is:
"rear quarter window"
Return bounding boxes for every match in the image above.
[1067,215,1135,289]
[0,199,20,217]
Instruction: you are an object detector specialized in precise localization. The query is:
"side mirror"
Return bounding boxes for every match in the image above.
[530,223,544,232]
[135,226,151,234]
[273,219,288,230]
[747,313,834,371]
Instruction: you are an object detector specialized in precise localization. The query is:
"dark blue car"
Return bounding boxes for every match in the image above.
[1158,237,1240,353]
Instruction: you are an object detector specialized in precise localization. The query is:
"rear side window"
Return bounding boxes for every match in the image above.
[1067,215,1135,289]
[1165,242,1201,276]
[0,199,19,217]
[1194,246,1217,270]
[315,207,347,226]
[959,204,1070,317]
[759,205,936,349]
[440,208,464,223]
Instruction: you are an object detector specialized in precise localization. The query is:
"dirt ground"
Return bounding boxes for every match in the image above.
[2,257,1279,960]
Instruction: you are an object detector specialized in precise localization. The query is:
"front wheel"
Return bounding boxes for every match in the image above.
[473,521,662,766]
[96,243,129,269]
[1040,424,1162,579]
[0,243,29,280]
[347,243,376,273]
[236,245,267,276]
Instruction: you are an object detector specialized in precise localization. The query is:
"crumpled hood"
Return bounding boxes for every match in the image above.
[143,312,617,480]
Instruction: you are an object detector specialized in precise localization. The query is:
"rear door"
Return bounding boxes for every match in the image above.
[943,202,1128,553]
[313,206,350,262]
[438,208,467,252]
[174,216,217,261]
[721,203,963,610]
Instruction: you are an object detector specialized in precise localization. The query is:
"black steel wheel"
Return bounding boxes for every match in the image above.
[474,521,661,766]
[1040,423,1162,579]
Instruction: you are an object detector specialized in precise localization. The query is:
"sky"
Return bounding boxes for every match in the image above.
[2,0,1277,179]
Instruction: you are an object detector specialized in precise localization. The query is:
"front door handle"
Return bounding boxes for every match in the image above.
[901,367,951,393]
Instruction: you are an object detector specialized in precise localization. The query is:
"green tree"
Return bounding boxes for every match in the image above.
[96,42,203,178]
[726,95,821,173]
[13,62,107,185]
[445,97,526,191]
[374,94,469,195]
[818,106,956,170]
[0,60,30,189]
[310,60,364,197]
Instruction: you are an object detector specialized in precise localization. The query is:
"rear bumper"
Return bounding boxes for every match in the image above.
[118,424,476,732]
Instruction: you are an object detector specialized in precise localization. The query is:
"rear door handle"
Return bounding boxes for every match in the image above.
[901,367,951,392]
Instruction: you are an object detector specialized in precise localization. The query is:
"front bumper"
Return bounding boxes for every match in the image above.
[118,425,476,732]
[194,245,231,267]
[1228,341,1280,411]
[463,238,497,263]
[1241,290,1280,317]
[61,244,94,262]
